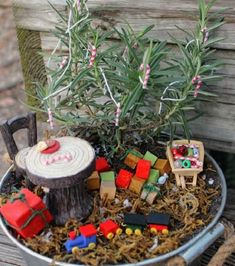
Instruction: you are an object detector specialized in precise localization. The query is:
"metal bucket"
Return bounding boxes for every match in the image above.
[0,152,227,266]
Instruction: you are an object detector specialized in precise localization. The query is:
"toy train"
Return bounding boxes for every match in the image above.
[124,213,170,236]
[65,212,170,253]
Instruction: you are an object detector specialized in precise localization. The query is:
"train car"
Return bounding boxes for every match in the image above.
[146,212,170,235]
[64,224,97,253]
[123,213,146,236]
[99,219,122,239]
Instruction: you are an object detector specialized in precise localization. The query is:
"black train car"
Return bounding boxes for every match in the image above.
[146,212,170,235]
[123,213,146,236]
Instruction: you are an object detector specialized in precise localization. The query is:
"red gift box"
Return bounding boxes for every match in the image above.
[116,169,133,189]
[135,159,151,180]
[0,188,53,239]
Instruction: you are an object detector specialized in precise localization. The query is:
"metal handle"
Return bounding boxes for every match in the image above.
[180,222,224,265]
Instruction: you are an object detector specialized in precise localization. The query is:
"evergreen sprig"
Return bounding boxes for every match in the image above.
[34,0,225,153]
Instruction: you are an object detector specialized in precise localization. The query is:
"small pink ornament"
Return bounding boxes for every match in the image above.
[115,103,121,127]
[192,75,202,98]
[140,63,151,89]
[201,27,209,43]
[89,45,97,67]
[47,108,54,130]
[59,56,68,69]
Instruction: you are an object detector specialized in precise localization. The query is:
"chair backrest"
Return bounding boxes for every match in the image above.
[0,112,37,160]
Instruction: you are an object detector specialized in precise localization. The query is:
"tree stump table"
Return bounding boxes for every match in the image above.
[25,136,95,225]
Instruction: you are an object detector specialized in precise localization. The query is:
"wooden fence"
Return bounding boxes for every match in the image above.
[13,0,235,153]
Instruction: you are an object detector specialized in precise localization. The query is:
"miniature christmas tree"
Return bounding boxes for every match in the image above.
[34,0,224,153]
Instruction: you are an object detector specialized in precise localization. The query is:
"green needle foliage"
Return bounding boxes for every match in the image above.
[34,0,225,153]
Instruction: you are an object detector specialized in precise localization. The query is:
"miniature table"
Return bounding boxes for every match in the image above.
[25,136,95,225]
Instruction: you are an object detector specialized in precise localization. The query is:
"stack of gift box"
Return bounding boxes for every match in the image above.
[87,150,172,205]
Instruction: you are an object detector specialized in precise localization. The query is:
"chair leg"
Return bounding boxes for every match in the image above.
[192,173,198,186]
[180,175,186,189]
[175,174,181,187]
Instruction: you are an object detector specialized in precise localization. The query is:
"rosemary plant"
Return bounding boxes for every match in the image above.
[34,0,224,153]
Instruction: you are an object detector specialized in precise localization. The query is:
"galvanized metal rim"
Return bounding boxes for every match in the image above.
[0,152,227,266]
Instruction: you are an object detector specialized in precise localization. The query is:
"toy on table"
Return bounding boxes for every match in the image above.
[0,188,53,239]
[100,171,116,199]
[123,213,146,236]
[146,212,170,235]
[64,224,97,253]
[166,140,204,189]
[115,169,133,189]
[124,150,143,169]
[99,219,122,239]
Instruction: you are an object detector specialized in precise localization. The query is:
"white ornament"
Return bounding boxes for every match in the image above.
[158,173,169,185]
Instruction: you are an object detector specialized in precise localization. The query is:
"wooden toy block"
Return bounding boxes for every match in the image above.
[140,184,160,205]
[154,159,171,175]
[128,176,146,194]
[147,169,159,184]
[100,171,115,181]
[96,157,110,172]
[124,150,143,169]
[100,180,116,199]
[115,169,133,189]
[87,171,100,190]
[135,159,151,179]
[0,188,53,238]
[143,151,158,167]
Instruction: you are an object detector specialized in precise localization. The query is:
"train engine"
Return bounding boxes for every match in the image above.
[99,219,122,239]
[123,213,146,236]
[64,224,97,253]
[146,212,170,235]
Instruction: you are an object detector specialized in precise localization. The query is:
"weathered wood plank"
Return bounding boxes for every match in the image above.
[0,231,25,266]
[13,0,235,49]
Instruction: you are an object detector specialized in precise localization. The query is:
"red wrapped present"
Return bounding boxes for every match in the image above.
[0,188,53,239]
[116,169,133,189]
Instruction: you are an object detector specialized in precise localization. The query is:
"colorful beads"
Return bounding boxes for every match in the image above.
[182,160,191,168]
[171,144,202,169]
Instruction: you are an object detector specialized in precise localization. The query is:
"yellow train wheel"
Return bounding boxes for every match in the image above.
[88,243,96,249]
[134,229,142,236]
[150,228,157,234]
[107,232,114,239]
[125,228,133,235]
[162,229,169,235]
[116,228,122,235]
[72,247,79,254]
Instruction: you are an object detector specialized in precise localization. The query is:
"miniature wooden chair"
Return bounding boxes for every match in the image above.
[0,112,37,177]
